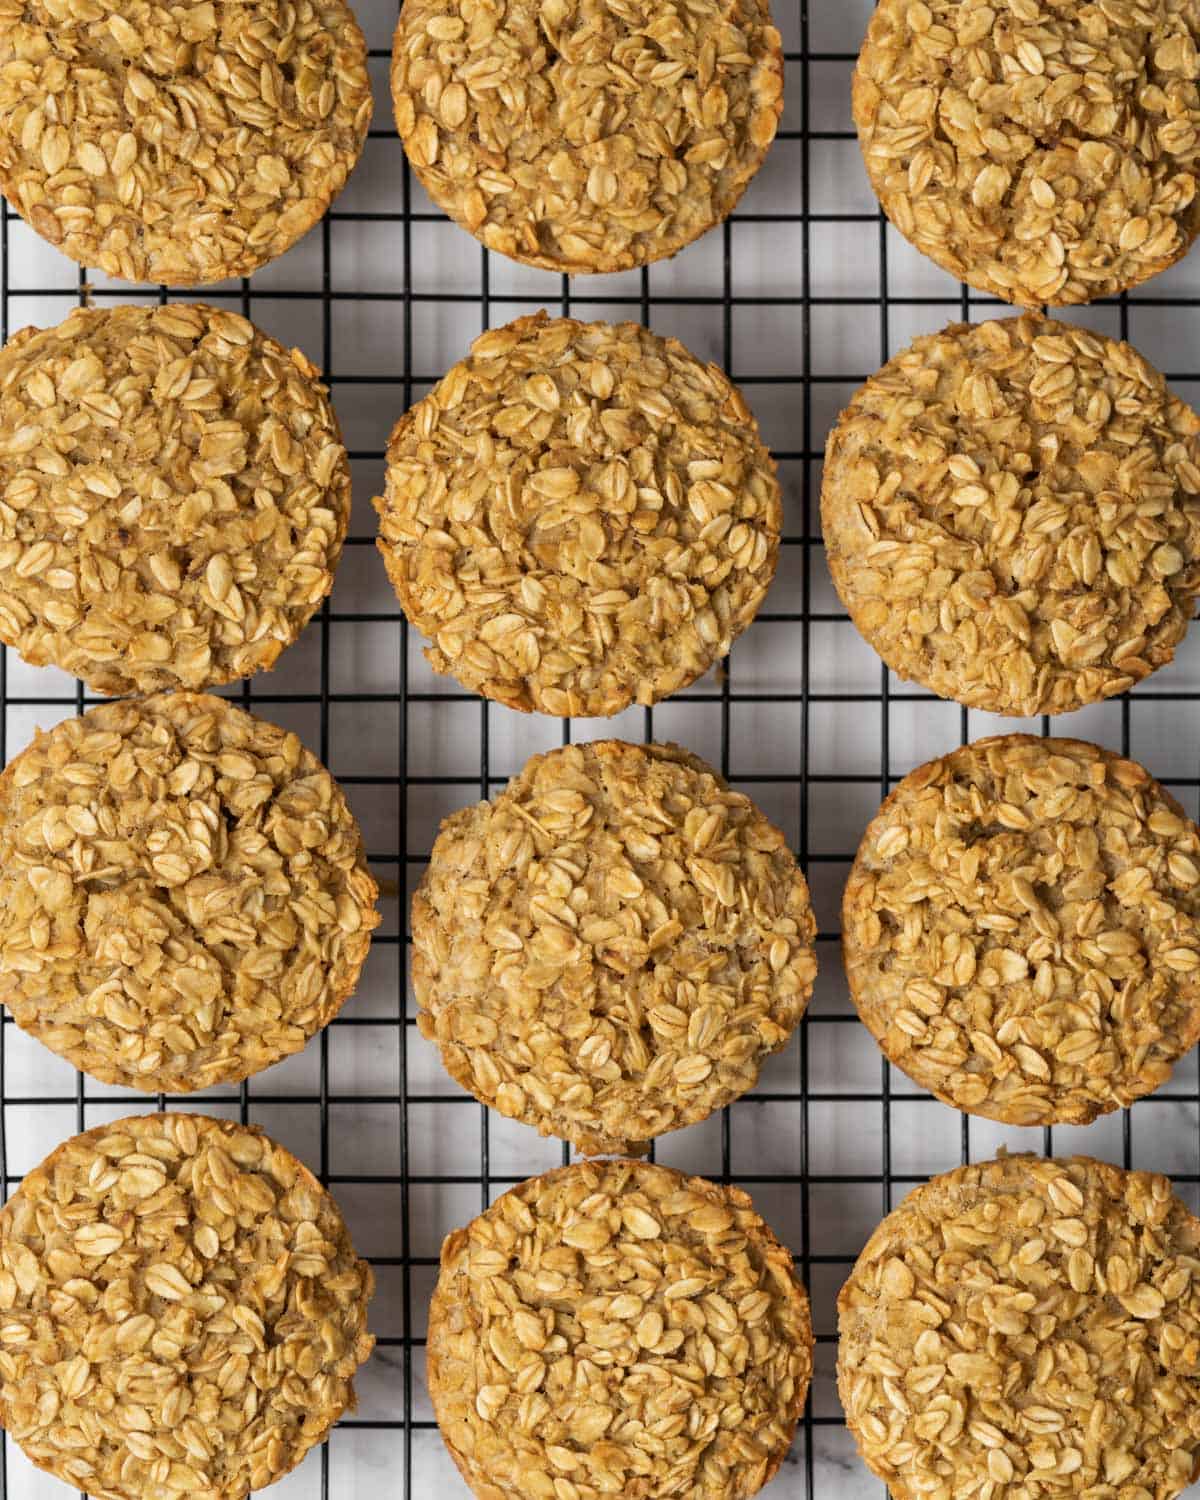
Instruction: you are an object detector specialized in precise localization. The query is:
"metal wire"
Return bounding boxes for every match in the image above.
[4,7,1200,1498]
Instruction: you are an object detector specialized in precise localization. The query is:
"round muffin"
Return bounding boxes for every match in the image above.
[0,692,379,1092]
[821,315,1200,717]
[0,303,352,695]
[853,0,1200,306]
[0,1,372,284]
[375,313,782,717]
[0,1111,374,1500]
[391,0,783,274]
[838,1153,1200,1500]
[412,738,817,1154]
[429,1158,812,1500]
[844,734,1200,1126]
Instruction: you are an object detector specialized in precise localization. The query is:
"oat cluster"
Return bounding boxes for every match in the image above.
[375,313,782,717]
[413,740,816,1154]
[391,0,783,274]
[0,1112,374,1500]
[839,1153,1200,1500]
[821,316,1200,717]
[0,304,351,696]
[0,693,379,1093]
[0,0,372,284]
[429,1159,812,1500]
[845,735,1200,1126]
[854,0,1200,306]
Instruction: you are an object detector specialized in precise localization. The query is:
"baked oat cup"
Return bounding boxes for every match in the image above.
[821,315,1200,717]
[853,0,1200,306]
[0,1111,374,1500]
[374,312,782,717]
[0,303,352,695]
[838,1153,1200,1500]
[0,0,372,285]
[0,692,380,1092]
[843,734,1200,1126]
[391,0,783,273]
[412,738,817,1154]
[429,1158,812,1500]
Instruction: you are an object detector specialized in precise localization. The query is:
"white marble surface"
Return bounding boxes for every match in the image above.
[8,0,1200,1496]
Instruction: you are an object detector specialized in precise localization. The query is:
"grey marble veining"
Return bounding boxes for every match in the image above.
[5,0,1200,1497]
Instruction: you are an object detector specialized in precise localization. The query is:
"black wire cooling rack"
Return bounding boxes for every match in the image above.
[6,2,1200,1497]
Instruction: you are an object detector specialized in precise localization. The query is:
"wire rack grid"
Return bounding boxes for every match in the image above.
[7,1,1200,1497]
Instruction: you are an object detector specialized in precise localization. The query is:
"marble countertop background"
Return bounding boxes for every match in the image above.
[6,0,1200,1496]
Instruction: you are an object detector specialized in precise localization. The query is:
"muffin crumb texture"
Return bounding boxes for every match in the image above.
[822,315,1200,716]
[429,1158,812,1500]
[376,313,782,717]
[0,0,372,283]
[413,739,817,1154]
[0,303,352,695]
[844,734,1200,1125]
[854,0,1200,305]
[840,1153,1200,1500]
[391,0,783,272]
[0,692,379,1093]
[0,1111,374,1500]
